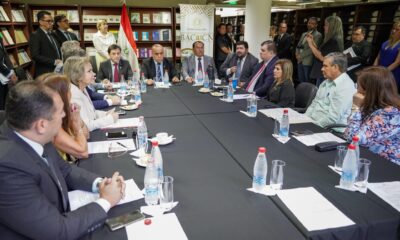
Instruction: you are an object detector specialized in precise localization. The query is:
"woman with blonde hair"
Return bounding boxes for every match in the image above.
[307,15,344,86]
[92,19,116,68]
[64,56,118,131]
[40,73,89,160]
[373,21,400,93]
[267,59,295,107]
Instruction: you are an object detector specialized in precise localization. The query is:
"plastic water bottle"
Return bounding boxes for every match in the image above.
[134,85,141,103]
[252,147,268,191]
[140,72,147,93]
[144,155,159,205]
[119,75,127,97]
[203,73,210,89]
[207,64,215,81]
[136,116,148,152]
[163,70,169,85]
[197,70,204,84]
[279,109,289,137]
[351,136,360,161]
[227,79,234,102]
[340,144,358,189]
[150,141,163,183]
[247,92,257,117]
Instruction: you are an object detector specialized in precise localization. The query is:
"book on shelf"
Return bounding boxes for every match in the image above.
[161,29,171,41]
[83,29,96,41]
[14,29,28,44]
[11,9,26,22]
[109,29,119,41]
[161,12,171,24]
[142,13,150,24]
[176,48,181,57]
[32,10,54,22]
[131,12,140,24]
[1,35,8,46]
[139,48,148,58]
[8,54,18,67]
[133,31,138,41]
[163,47,172,58]
[1,28,14,45]
[142,31,149,41]
[0,6,10,22]
[67,10,79,23]
[152,31,160,41]
[17,49,31,65]
[175,30,181,41]
[153,13,162,24]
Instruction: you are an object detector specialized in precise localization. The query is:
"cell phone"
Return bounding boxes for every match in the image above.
[106,210,145,231]
[117,110,126,115]
[291,130,314,136]
[106,131,127,139]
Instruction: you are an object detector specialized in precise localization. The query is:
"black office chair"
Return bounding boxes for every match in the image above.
[293,82,318,113]
[0,110,5,125]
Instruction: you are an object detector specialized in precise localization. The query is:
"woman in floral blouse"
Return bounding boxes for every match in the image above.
[344,66,400,165]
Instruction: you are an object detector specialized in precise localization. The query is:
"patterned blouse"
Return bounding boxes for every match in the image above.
[344,106,400,165]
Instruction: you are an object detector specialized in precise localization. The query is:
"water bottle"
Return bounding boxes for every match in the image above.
[252,147,268,191]
[207,64,215,80]
[203,73,210,89]
[134,85,141,103]
[232,73,238,90]
[197,70,204,85]
[247,92,257,117]
[279,109,289,137]
[163,70,169,85]
[119,75,127,97]
[150,141,163,183]
[136,116,148,152]
[140,72,147,93]
[351,136,360,161]
[144,155,159,205]
[340,144,358,189]
[227,79,234,102]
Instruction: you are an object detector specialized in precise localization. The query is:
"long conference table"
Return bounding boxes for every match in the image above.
[79,83,400,240]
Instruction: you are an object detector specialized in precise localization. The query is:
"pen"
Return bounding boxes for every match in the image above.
[117,142,128,148]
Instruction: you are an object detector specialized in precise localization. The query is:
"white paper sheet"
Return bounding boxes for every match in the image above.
[233,94,251,100]
[258,108,314,124]
[277,187,355,231]
[293,132,346,146]
[154,82,171,88]
[102,118,140,129]
[247,186,277,196]
[368,181,400,212]
[88,139,136,154]
[68,179,144,211]
[125,213,188,240]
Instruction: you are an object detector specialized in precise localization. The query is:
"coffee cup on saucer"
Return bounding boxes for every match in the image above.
[156,132,170,144]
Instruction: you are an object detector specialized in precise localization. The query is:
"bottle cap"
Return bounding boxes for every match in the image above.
[283,109,288,113]
[348,144,356,150]
[352,136,359,142]
[152,141,159,146]
[258,147,266,153]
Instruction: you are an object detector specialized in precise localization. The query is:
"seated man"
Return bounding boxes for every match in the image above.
[141,44,179,85]
[182,41,217,83]
[0,80,125,239]
[220,41,258,87]
[244,40,278,97]
[306,52,356,130]
[86,85,120,110]
[96,44,133,83]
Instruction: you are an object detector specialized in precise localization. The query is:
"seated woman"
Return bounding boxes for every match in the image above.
[64,56,118,131]
[40,73,89,160]
[344,66,400,165]
[267,59,295,107]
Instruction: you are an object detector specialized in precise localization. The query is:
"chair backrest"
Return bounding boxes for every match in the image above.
[295,82,318,109]
[0,110,5,125]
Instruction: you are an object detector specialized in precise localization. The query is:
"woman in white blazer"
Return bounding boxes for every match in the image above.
[64,56,118,131]
[92,19,116,69]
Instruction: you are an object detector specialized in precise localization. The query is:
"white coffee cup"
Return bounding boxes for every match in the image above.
[156,132,169,143]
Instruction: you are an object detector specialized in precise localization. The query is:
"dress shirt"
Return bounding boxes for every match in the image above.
[305,73,356,129]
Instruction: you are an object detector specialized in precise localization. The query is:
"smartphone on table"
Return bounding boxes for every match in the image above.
[106,210,145,231]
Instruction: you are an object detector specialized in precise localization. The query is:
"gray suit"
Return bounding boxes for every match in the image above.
[181,54,217,80]
[0,123,107,240]
[219,52,258,83]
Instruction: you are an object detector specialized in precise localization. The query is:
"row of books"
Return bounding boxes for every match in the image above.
[0,6,10,22]
[32,9,79,23]
[82,15,121,24]
[1,28,14,46]
[11,9,26,22]
[17,49,31,65]
[14,29,27,44]
[136,47,173,59]
[133,29,171,42]
[130,12,171,24]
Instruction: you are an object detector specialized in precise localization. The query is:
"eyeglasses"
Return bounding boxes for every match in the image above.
[60,19,69,23]
[41,19,54,23]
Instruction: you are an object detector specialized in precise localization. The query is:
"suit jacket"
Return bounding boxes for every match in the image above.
[219,52,258,83]
[0,123,107,240]
[296,30,322,66]
[268,79,295,107]
[344,40,372,69]
[181,54,217,80]
[96,59,133,82]
[52,29,79,46]
[86,86,109,110]
[29,28,62,77]
[274,33,292,59]
[244,55,279,98]
[141,57,177,81]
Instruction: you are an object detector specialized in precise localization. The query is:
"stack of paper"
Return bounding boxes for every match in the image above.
[259,108,314,124]
[88,139,136,154]
[368,181,400,212]
[293,132,346,146]
[102,118,140,129]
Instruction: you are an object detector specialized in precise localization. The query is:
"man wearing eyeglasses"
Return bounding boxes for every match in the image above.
[53,14,79,45]
[29,10,62,77]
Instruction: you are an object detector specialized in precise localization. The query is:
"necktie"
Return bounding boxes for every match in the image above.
[47,32,60,59]
[246,62,267,92]
[64,32,71,41]
[113,63,119,82]
[157,63,162,82]
[198,57,203,73]
[236,58,242,80]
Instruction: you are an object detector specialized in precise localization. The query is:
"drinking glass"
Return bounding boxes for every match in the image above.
[334,145,347,171]
[160,176,174,211]
[269,160,286,190]
[354,158,371,191]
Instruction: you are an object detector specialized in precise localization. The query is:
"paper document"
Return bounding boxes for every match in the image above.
[343,47,361,71]
[259,108,314,124]
[155,82,171,88]
[233,94,252,100]
[125,213,188,240]
[68,179,144,211]
[88,139,136,154]
[293,132,346,146]
[368,181,400,212]
[102,118,140,129]
[277,187,355,231]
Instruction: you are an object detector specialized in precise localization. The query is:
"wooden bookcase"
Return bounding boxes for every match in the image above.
[221,15,245,42]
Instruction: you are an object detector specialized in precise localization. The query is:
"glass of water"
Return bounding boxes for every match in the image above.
[270,160,286,190]
[354,158,371,191]
[334,145,347,171]
[160,176,174,211]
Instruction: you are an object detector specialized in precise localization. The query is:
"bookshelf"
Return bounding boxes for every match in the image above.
[221,15,245,42]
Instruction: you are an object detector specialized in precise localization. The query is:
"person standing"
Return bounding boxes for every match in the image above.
[214,23,231,77]
[0,35,17,109]
[53,14,79,46]
[274,22,292,60]
[92,19,116,69]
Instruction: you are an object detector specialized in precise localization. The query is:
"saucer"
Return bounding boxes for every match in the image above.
[198,88,211,93]
[210,91,224,97]
[120,104,138,111]
[133,154,150,167]
[150,136,174,145]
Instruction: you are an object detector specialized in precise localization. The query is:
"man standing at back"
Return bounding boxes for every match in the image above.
[274,22,292,59]
[29,10,62,77]
[53,14,79,46]
[0,80,125,239]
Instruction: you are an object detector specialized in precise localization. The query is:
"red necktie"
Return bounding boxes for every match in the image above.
[113,63,119,82]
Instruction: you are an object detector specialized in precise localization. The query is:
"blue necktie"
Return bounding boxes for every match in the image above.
[236,58,242,80]
[157,63,162,82]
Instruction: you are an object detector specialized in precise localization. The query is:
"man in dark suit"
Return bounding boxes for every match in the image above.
[53,14,79,46]
[0,36,17,110]
[29,10,62,78]
[181,41,217,83]
[344,26,372,81]
[220,41,258,87]
[141,44,179,85]
[274,22,292,59]
[96,44,133,83]
[86,86,120,110]
[214,23,231,77]
[244,40,279,98]
[0,80,125,239]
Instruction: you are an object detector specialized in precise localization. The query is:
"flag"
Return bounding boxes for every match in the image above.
[118,3,140,79]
